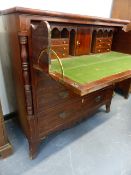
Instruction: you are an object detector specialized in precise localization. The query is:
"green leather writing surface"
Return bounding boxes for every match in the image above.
[51,52,131,84]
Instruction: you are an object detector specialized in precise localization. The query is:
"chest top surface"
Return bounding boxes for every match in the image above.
[0,7,130,27]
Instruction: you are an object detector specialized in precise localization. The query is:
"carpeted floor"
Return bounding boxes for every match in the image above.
[0,93,131,175]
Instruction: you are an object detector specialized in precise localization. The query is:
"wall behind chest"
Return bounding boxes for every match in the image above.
[0,0,113,17]
[0,0,113,115]
[111,0,131,20]
[0,16,16,115]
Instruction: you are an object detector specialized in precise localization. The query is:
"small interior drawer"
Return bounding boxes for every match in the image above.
[51,38,69,45]
[96,42,111,48]
[50,51,69,59]
[95,47,111,51]
[51,45,69,52]
[50,44,69,59]
[96,38,112,44]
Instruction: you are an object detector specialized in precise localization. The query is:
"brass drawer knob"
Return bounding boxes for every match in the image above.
[99,44,101,47]
[98,50,101,52]
[63,47,66,50]
[108,43,111,46]
[63,53,65,56]
[63,41,66,44]
[107,49,110,51]
[99,39,101,42]
[95,95,102,102]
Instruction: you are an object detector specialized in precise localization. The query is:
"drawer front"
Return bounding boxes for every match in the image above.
[36,89,80,112]
[51,45,69,52]
[51,38,69,45]
[96,42,112,49]
[96,38,112,45]
[104,38,112,42]
[82,87,113,107]
[95,48,111,53]
[50,51,69,59]
[38,100,82,136]
[37,86,113,137]
[50,45,69,59]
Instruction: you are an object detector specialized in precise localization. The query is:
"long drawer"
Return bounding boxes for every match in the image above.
[36,89,79,113]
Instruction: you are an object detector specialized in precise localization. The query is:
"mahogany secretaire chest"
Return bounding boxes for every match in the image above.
[0,7,130,159]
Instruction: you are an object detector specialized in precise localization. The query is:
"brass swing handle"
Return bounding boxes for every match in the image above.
[33,48,64,79]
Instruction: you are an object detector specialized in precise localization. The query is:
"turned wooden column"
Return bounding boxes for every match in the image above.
[0,101,13,158]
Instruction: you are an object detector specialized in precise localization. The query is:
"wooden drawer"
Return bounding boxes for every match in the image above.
[51,38,69,45]
[82,86,113,107]
[95,48,111,53]
[96,42,112,49]
[36,89,79,112]
[96,38,104,44]
[37,86,113,137]
[104,37,112,42]
[51,45,69,52]
[38,99,82,136]
[50,44,69,59]
[96,38,112,45]
[50,51,69,59]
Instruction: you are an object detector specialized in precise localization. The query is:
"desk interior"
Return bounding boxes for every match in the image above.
[50,51,131,84]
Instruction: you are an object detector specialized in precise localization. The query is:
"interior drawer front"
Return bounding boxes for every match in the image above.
[50,45,69,59]
[96,42,111,49]
[95,43,104,48]
[50,51,69,59]
[104,38,112,42]
[96,38,104,44]
[95,48,111,53]
[102,41,112,48]
[96,38,112,44]
[98,38,112,42]
[51,45,69,53]
[51,38,69,45]
[95,48,103,53]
